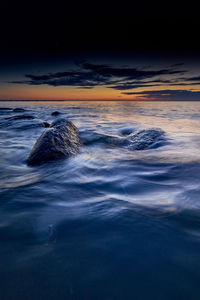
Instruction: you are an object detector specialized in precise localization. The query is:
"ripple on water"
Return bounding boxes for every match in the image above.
[1,101,200,300]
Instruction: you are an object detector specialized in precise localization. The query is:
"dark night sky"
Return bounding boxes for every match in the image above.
[1,1,200,100]
[1,1,199,58]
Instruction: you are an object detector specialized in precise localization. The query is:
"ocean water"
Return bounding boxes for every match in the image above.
[0,100,200,300]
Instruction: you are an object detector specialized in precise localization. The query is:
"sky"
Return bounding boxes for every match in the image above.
[1,0,200,101]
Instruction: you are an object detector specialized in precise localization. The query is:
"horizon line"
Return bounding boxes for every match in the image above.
[1,99,200,102]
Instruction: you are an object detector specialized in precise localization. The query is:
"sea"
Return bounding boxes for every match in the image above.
[0,100,200,300]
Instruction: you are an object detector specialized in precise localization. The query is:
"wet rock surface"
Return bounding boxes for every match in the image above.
[81,128,165,150]
[27,118,81,166]
[13,108,26,112]
[124,128,165,150]
[42,122,50,128]
[51,111,61,116]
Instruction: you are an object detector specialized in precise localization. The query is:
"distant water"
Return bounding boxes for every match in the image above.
[1,101,200,300]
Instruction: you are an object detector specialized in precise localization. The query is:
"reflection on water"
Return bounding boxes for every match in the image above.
[0,101,200,300]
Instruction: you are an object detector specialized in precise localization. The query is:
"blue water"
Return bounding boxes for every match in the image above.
[1,101,200,300]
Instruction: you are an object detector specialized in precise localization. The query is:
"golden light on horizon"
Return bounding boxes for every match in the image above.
[0,81,200,101]
[0,83,138,100]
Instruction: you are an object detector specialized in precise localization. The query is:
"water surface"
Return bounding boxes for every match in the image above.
[1,101,200,300]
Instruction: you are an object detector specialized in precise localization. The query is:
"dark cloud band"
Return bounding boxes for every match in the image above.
[11,61,185,91]
[122,90,200,100]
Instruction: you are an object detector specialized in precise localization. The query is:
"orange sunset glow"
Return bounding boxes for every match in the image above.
[1,59,200,101]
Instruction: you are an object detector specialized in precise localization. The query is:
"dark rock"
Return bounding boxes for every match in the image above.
[51,111,61,116]
[120,127,136,136]
[27,118,81,166]
[125,128,165,150]
[0,107,12,110]
[81,128,165,150]
[5,115,35,120]
[13,108,26,112]
[42,122,50,128]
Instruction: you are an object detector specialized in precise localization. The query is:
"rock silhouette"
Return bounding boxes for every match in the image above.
[13,108,26,112]
[51,111,61,116]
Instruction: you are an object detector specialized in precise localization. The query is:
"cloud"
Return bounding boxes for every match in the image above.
[170,63,184,67]
[186,76,200,82]
[108,84,159,90]
[169,82,200,86]
[122,90,200,100]
[12,61,186,90]
[76,61,184,79]
[107,79,180,90]
[15,70,111,88]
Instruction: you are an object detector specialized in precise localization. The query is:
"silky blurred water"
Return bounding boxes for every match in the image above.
[0,101,200,300]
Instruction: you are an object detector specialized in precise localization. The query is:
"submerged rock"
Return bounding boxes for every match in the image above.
[6,115,35,120]
[13,108,26,112]
[80,131,120,146]
[42,121,50,128]
[81,128,165,150]
[27,118,81,166]
[15,120,50,130]
[0,115,50,130]
[120,127,136,136]
[125,128,165,150]
[51,111,61,116]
